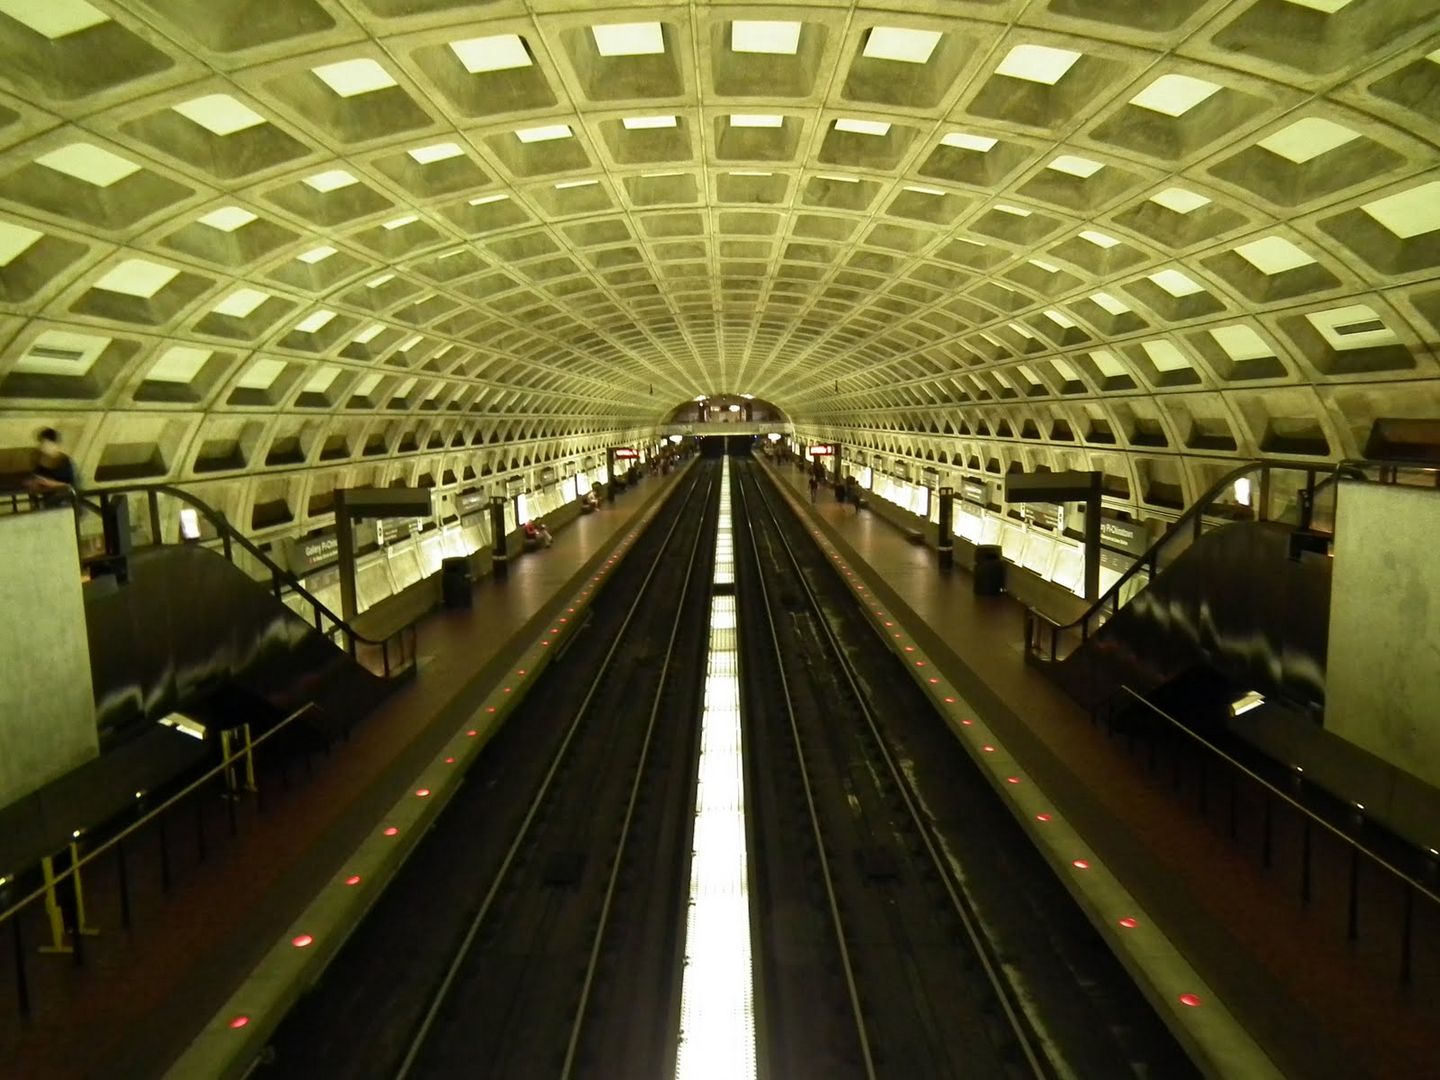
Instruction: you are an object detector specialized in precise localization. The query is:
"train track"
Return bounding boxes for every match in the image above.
[393,463,717,1078]
[734,458,1197,1080]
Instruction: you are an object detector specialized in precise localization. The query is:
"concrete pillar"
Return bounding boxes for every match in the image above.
[490,495,508,580]
[937,487,954,571]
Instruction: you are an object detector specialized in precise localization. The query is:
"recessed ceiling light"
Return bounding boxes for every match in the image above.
[1129,73,1222,117]
[297,246,336,264]
[1090,292,1131,315]
[994,203,1031,217]
[352,323,386,344]
[294,309,337,334]
[93,258,179,298]
[197,206,256,232]
[468,192,510,205]
[366,273,395,287]
[171,94,265,136]
[212,288,269,318]
[147,346,211,384]
[398,334,423,351]
[622,115,677,130]
[835,118,890,136]
[941,131,996,152]
[303,366,340,393]
[36,143,139,187]
[1150,187,1210,214]
[1047,154,1104,178]
[1306,304,1397,350]
[438,248,466,259]
[515,123,572,143]
[995,44,1081,85]
[1149,268,1205,297]
[817,173,859,183]
[1045,309,1077,329]
[1362,181,1440,239]
[732,19,801,54]
[1210,325,1274,362]
[449,33,531,73]
[591,22,665,57]
[0,0,107,38]
[1234,236,1316,274]
[903,185,945,196]
[863,26,942,64]
[1282,0,1355,11]
[1028,258,1060,273]
[304,169,358,193]
[1142,340,1192,371]
[311,58,396,98]
[730,114,783,128]
[729,170,774,177]
[555,179,599,189]
[383,214,418,230]
[1258,117,1359,163]
[408,142,464,164]
[1079,229,1119,248]
[0,220,43,267]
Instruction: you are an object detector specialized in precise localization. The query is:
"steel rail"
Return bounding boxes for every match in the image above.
[733,466,878,1080]
[394,467,711,1079]
[560,470,717,1076]
[743,462,1052,1079]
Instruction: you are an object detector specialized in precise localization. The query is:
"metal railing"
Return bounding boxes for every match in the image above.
[0,703,325,1020]
[1022,459,1339,666]
[3,482,417,679]
[1101,687,1439,985]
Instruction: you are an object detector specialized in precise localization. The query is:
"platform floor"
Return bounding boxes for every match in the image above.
[0,468,685,1080]
[765,456,1439,1080]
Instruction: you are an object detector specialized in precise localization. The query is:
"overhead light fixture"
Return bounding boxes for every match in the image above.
[311,58,396,98]
[592,22,665,57]
[903,184,946,196]
[197,205,256,232]
[1047,154,1104,178]
[941,131,996,152]
[515,123,572,143]
[35,143,139,187]
[383,214,418,230]
[468,192,509,205]
[297,246,336,264]
[1230,691,1265,717]
[159,712,207,740]
[994,203,1032,217]
[622,115,677,130]
[835,118,890,136]
[1258,117,1359,164]
[1233,477,1252,506]
[554,178,598,189]
[863,26,942,64]
[995,44,1081,85]
[171,94,265,136]
[1151,187,1211,214]
[1079,229,1119,248]
[1130,73,1222,117]
[1149,268,1205,297]
[408,142,464,164]
[732,19,801,54]
[294,309,337,334]
[449,33,531,73]
[730,114,783,128]
[366,273,394,287]
[304,169,358,193]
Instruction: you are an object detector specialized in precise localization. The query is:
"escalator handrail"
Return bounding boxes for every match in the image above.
[76,481,406,653]
[1027,458,1321,651]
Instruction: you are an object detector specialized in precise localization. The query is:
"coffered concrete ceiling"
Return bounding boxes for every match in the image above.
[0,0,1437,533]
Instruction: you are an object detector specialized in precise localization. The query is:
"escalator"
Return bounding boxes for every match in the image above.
[1027,461,1335,715]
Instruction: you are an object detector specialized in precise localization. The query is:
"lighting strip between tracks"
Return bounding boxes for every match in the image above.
[675,455,756,1080]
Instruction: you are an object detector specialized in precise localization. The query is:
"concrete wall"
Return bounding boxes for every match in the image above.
[1326,481,1440,792]
[0,509,98,807]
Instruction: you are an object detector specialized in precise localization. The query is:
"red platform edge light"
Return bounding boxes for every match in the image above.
[982,744,995,753]
[229,1015,250,1030]
[1006,776,1021,784]
[383,826,399,837]
[961,718,974,726]
[416,788,431,798]
[344,875,361,886]
[1036,813,1053,822]
[445,757,456,764]
[1072,859,1090,870]
[1179,993,1203,1007]
[469,728,480,735]
[291,934,313,948]
[1118,917,1138,929]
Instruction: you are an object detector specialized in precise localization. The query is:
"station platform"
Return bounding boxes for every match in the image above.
[0,467,687,1080]
[762,456,1439,1080]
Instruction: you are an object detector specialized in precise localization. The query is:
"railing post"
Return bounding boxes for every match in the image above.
[11,911,30,1018]
[1257,467,1271,524]
[147,489,161,545]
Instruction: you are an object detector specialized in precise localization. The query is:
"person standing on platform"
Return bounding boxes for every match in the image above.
[26,427,78,507]
[808,472,819,502]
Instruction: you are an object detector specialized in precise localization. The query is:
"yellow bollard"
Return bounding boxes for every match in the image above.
[37,855,71,954]
[68,839,98,939]
[220,729,238,794]
[241,722,258,793]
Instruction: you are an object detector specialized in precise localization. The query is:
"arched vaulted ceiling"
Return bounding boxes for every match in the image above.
[0,0,1437,535]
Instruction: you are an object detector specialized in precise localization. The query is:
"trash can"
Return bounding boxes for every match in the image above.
[441,556,473,609]
[973,545,1005,597]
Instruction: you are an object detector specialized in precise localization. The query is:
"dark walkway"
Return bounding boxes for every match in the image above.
[763,456,1440,1080]
[0,470,686,1080]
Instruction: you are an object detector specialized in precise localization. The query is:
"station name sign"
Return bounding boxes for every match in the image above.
[960,480,987,505]
[454,491,487,517]
[1099,515,1149,557]
[808,445,834,456]
[613,448,639,460]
